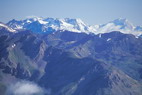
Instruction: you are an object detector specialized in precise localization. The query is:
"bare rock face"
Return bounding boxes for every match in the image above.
[0,23,142,95]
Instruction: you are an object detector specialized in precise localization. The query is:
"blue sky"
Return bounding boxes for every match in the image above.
[0,0,142,26]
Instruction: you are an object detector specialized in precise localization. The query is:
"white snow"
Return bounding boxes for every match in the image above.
[107,38,111,41]
[7,17,142,37]
[15,25,23,29]
[67,41,76,44]
[99,34,102,38]
[92,18,142,37]
[12,44,16,48]
[78,77,85,83]
[0,23,16,32]
[27,20,32,23]
[38,20,48,24]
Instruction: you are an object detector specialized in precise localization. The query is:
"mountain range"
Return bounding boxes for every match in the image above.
[0,17,142,95]
[7,17,142,36]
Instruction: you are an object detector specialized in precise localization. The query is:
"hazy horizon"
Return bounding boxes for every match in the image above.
[0,0,142,26]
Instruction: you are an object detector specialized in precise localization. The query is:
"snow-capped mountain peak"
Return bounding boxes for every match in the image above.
[6,17,142,37]
[99,18,134,30]
[24,17,48,24]
[111,18,134,29]
[112,18,128,24]
[7,17,96,34]
[94,18,142,36]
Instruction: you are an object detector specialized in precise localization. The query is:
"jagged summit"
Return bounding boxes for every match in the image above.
[95,18,142,36]
[6,17,142,36]
[7,17,96,34]
[110,18,134,29]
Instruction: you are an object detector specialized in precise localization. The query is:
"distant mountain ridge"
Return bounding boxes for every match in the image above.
[7,17,96,34]
[7,17,142,37]
[96,18,142,36]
